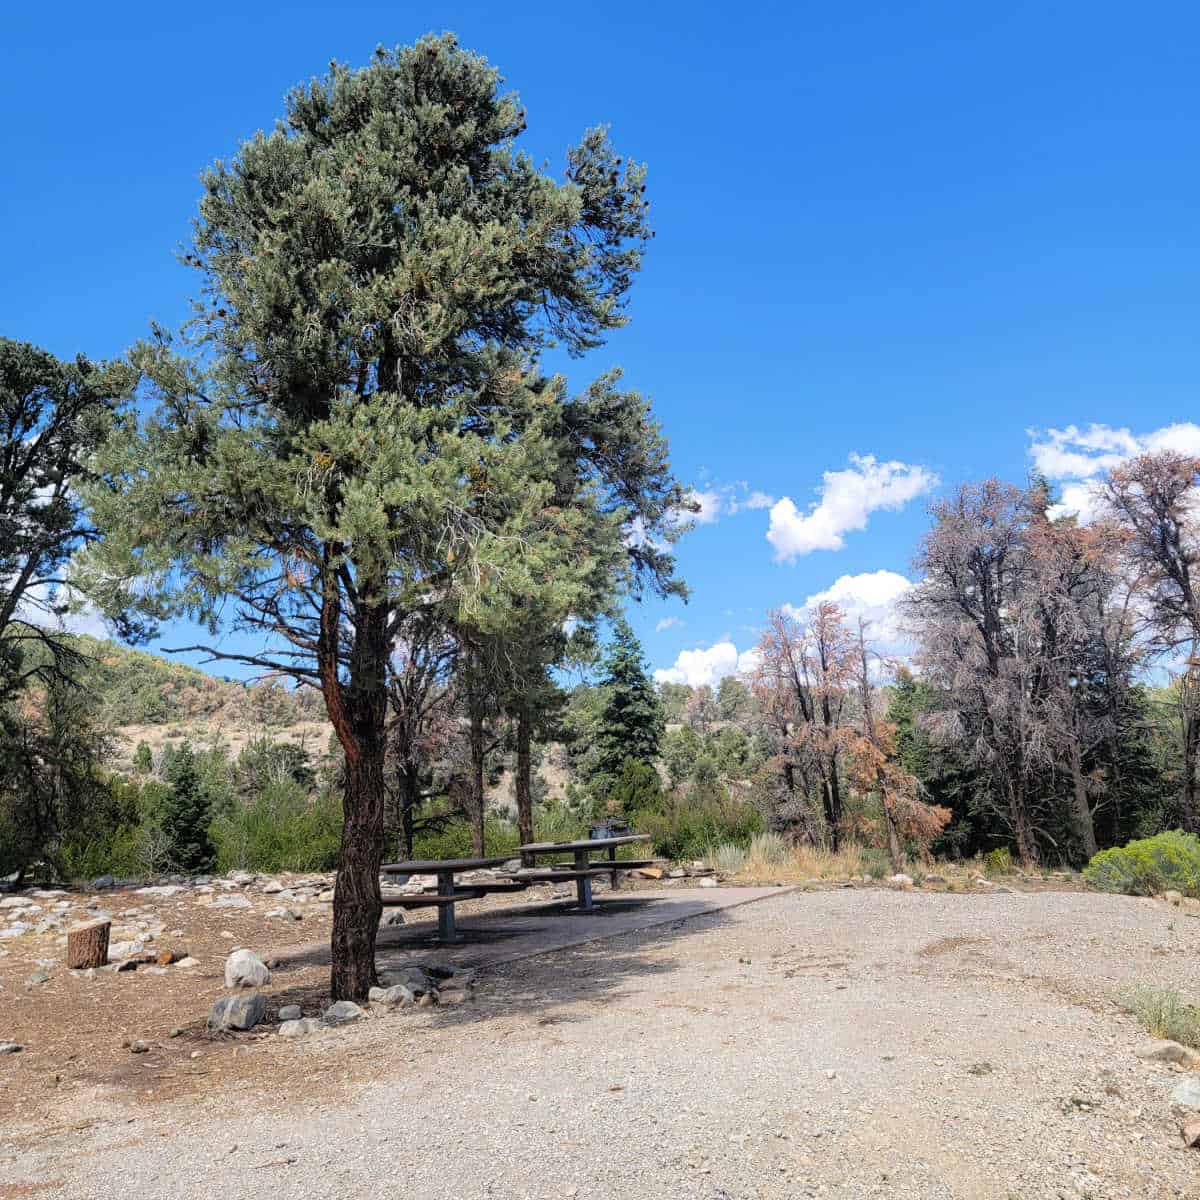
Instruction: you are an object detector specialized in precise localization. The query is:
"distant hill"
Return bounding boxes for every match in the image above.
[67,636,331,768]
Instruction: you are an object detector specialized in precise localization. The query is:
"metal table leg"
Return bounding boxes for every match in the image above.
[437,870,461,942]
[573,849,594,912]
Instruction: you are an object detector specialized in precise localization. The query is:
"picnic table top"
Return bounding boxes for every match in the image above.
[380,856,512,874]
[516,835,650,853]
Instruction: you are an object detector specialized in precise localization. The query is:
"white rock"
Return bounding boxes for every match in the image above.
[262,880,285,894]
[108,940,145,960]
[278,1004,302,1021]
[224,948,271,989]
[212,894,253,910]
[0,897,37,910]
[1135,1040,1199,1066]
[1170,1076,1200,1109]
[176,956,200,968]
[323,1000,366,1026]
[279,1017,323,1038]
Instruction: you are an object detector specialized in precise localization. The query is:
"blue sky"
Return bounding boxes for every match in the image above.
[3,2,1199,684]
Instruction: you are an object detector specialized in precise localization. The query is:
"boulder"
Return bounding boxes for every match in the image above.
[0,896,35,910]
[208,992,267,1032]
[108,940,145,961]
[262,880,284,894]
[698,876,719,889]
[175,956,199,968]
[381,910,406,928]
[212,894,253,910]
[224,949,271,989]
[389,966,438,997]
[0,1042,23,1054]
[889,873,915,889]
[277,1004,302,1022]
[323,1000,366,1026]
[91,875,115,890]
[278,1017,323,1038]
[1171,1076,1200,1110]
[369,984,414,1008]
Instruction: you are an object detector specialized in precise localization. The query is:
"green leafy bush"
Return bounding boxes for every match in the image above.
[1084,830,1200,897]
[984,847,1013,876]
[637,794,762,861]
[1112,984,1200,1047]
[210,781,343,873]
[411,815,520,861]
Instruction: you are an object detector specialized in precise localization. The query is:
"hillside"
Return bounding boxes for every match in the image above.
[68,636,332,768]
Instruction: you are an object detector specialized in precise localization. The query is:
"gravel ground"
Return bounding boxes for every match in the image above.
[3,887,1199,1199]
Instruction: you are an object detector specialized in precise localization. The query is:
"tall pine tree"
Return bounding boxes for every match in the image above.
[594,618,664,791]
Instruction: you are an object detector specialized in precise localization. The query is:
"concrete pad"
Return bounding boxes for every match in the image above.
[271,887,797,976]
[372,886,798,972]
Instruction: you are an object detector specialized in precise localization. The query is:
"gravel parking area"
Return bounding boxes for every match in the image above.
[3,887,1198,1199]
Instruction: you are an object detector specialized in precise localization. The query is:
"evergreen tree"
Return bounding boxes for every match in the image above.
[161,744,215,872]
[81,37,685,998]
[133,741,154,775]
[595,619,664,786]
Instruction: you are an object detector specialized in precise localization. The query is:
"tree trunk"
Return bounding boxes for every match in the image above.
[515,700,534,848]
[66,918,110,969]
[1182,669,1200,833]
[1068,737,1097,862]
[400,764,419,859]
[826,757,842,850]
[469,704,486,856]
[329,598,388,1003]
[1007,771,1039,868]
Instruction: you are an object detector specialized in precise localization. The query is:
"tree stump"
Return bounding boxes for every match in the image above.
[66,918,111,969]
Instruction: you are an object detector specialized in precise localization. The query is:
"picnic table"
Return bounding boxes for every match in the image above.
[379,855,514,942]
[510,835,651,912]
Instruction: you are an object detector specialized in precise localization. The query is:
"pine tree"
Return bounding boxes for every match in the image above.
[595,619,664,788]
[161,744,215,872]
[80,37,686,998]
[133,741,154,775]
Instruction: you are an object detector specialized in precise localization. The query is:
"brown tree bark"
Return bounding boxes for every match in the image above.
[1068,736,1098,861]
[327,593,388,1003]
[515,699,534,848]
[66,919,110,969]
[469,703,486,856]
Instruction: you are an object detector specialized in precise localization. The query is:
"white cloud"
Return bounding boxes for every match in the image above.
[675,482,776,527]
[688,489,723,524]
[783,569,914,650]
[655,616,682,632]
[1029,421,1200,520]
[654,641,759,688]
[767,454,938,561]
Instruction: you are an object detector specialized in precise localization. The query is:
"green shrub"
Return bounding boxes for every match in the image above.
[861,847,891,879]
[709,842,748,875]
[1112,984,1200,1047]
[1084,830,1200,897]
[411,814,520,861]
[984,847,1013,877]
[747,831,789,866]
[636,794,761,861]
[210,781,343,873]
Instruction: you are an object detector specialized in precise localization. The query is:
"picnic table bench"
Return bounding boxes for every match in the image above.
[380,856,518,942]
[511,835,652,912]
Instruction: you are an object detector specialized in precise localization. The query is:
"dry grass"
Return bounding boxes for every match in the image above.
[1112,984,1200,1048]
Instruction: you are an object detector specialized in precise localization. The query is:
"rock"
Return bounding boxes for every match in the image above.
[316,890,335,903]
[369,984,414,1008]
[212,894,253,910]
[698,876,719,889]
[668,869,686,879]
[143,966,168,976]
[266,907,303,921]
[224,948,271,989]
[277,1004,302,1021]
[924,874,947,884]
[390,966,438,997]
[1170,1076,1200,1110]
[129,1040,150,1054]
[135,885,185,897]
[0,1041,23,1054]
[888,873,914,889]
[230,871,256,886]
[262,880,284,894]
[0,924,30,938]
[25,970,49,987]
[1183,1117,1200,1148]
[208,992,267,1032]
[278,1017,323,1038]
[1163,890,1184,906]
[108,940,144,961]
[91,875,115,890]
[1135,1040,1200,1066]
[175,956,199,968]
[381,910,406,928]
[0,896,35,910]
[323,1000,366,1026]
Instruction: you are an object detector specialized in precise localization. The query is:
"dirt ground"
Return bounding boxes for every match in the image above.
[2,882,1199,1198]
